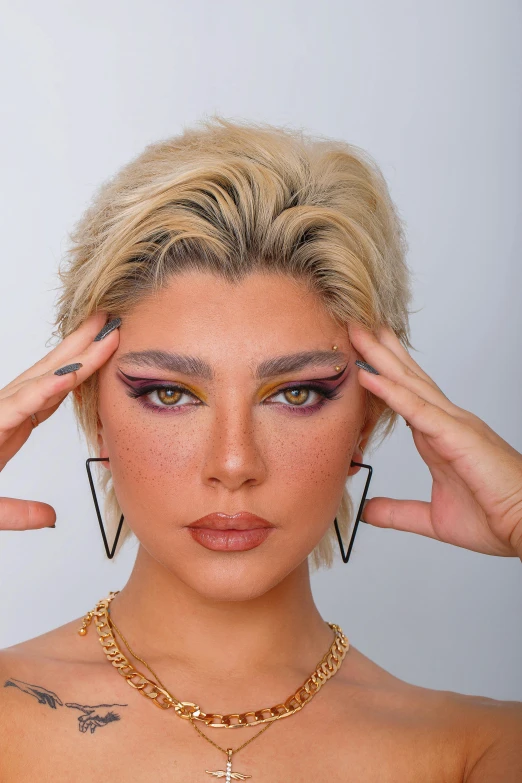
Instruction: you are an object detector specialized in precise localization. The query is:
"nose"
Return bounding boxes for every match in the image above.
[202,396,268,491]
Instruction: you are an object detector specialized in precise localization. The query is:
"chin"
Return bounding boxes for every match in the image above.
[157,548,305,602]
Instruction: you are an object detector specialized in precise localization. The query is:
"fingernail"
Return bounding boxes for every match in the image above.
[54,362,83,376]
[49,523,56,528]
[93,317,121,342]
[355,359,379,375]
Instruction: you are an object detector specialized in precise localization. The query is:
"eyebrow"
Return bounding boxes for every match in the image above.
[116,349,350,381]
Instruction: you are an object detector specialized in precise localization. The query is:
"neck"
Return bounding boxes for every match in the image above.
[109,545,334,682]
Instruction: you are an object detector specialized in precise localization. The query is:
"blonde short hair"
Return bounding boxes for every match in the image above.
[53,115,415,570]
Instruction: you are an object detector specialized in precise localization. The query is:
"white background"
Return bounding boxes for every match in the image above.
[0,1,520,700]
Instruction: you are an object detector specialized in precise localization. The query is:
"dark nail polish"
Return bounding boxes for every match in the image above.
[93,317,121,342]
[355,359,379,375]
[54,362,83,376]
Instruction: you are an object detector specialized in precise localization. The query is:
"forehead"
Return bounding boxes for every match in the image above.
[113,271,349,378]
[123,270,339,335]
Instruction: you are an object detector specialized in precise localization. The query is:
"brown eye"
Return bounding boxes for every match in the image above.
[156,388,183,406]
[283,388,311,406]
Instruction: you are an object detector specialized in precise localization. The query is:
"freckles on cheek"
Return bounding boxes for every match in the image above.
[273,422,358,500]
[102,402,201,514]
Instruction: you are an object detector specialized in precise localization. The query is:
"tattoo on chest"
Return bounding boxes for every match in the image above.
[3,677,127,734]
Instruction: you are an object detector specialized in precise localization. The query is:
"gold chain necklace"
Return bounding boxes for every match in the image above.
[78,591,350,780]
[106,602,274,778]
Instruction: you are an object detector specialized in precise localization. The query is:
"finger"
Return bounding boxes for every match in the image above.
[376,324,444,390]
[0,323,120,434]
[24,397,66,427]
[0,369,81,438]
[0,496,56,530]
[363,497,436,538]
[363,495,515,556]
[354,368,488,470]
[349,323,461,419]
[350,322,443,393]
[1,311,108,395]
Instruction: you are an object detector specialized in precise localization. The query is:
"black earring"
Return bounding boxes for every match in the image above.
[85,457,124,560]
[333,460,373,564]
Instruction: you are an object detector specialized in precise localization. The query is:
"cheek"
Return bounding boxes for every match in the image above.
[269,417,358,507]
[98,389,204,517]
[265,388,366,536]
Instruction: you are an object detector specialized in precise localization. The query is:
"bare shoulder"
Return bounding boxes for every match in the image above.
[0,614,95,702]
[0,614,119,773]
[0,613,100,672]
[345,644,522,781]
[0,609,110,690]
[452,689,522,782]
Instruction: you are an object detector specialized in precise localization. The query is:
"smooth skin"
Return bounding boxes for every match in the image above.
[0,311,119,529]
[0,274,521,782]
[350,321,522,560]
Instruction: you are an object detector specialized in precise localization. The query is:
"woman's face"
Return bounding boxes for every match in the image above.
[97,270,371,599]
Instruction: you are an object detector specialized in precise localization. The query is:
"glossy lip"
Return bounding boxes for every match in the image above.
[186,511,275,530]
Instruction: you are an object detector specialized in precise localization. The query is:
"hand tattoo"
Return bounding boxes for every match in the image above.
[4,677,127,734]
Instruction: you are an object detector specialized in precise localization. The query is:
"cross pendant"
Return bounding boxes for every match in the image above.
[205,748,252,780]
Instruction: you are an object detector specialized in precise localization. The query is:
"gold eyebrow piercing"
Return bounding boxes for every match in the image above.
[332,346,341,370]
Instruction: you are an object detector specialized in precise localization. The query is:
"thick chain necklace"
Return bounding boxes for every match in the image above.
[78,591,350,779]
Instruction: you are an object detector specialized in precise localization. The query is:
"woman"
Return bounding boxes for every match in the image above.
[0,117,520,781]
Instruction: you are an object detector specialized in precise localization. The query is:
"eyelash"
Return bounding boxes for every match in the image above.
[124,382,343,416]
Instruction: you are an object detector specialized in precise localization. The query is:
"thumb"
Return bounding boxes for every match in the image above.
[0,496,56,530]
[362,497,434,538]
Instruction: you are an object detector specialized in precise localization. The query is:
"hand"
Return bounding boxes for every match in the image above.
[0,312,120,530]
[65,703,124,733]
[349,323,522,559]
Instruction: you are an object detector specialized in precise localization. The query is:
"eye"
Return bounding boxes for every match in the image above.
[121,376,344,416]
[148,387,187,407]
[125,384,201,413]
[266,383,342,411]
[269,386,324,407]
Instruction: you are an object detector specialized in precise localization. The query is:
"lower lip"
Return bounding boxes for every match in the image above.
[187,527,274,551]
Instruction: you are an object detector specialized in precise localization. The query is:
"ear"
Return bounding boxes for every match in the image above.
[347,411,378,477]
[96,419,111,469]
[73,387,111,469]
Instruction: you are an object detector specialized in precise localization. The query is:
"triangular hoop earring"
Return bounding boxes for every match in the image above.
[333,460,373,564]
[85,457,124,560]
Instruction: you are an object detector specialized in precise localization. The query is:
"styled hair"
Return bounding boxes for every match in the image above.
[53,115,415,570]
